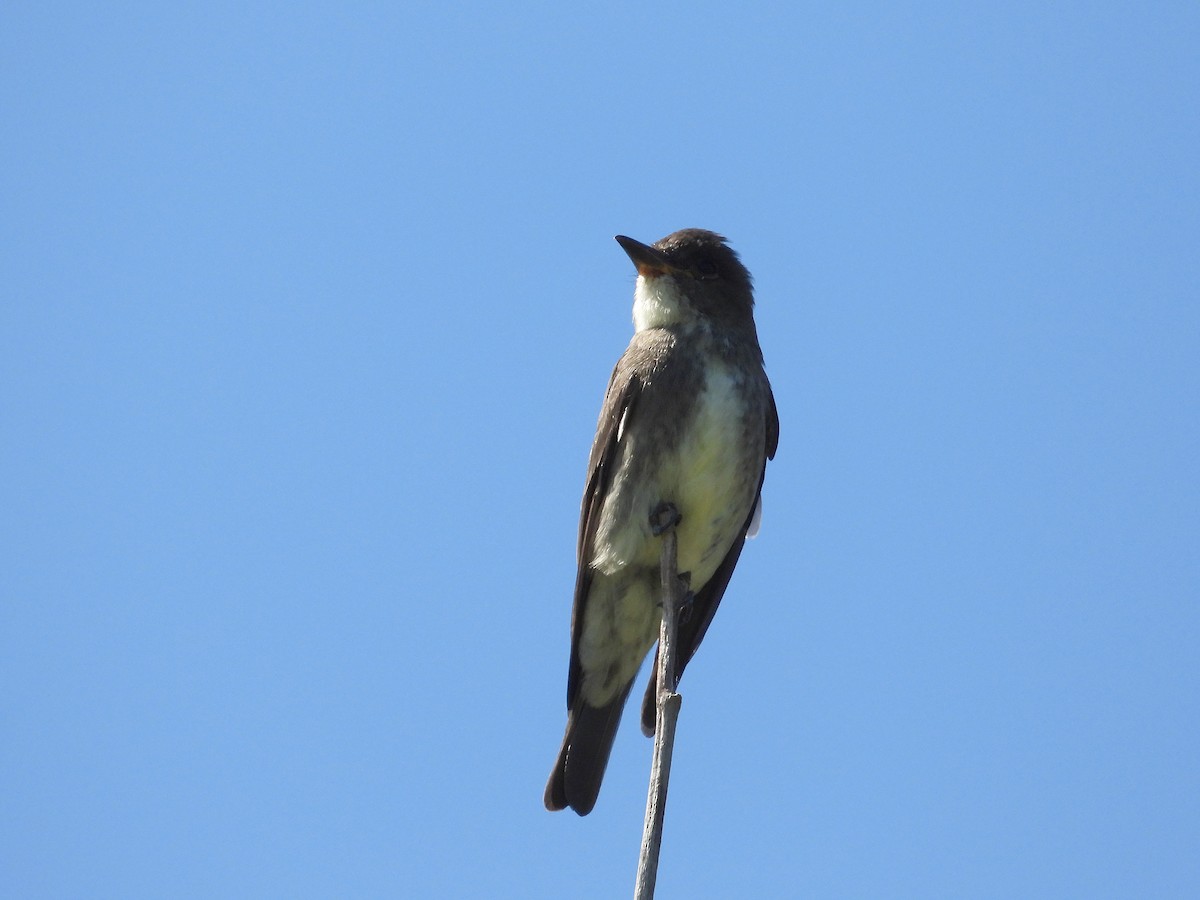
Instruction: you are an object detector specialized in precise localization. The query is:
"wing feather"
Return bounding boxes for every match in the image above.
[565,361,643,707]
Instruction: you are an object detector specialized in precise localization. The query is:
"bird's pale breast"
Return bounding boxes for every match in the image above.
[579,358,763,704]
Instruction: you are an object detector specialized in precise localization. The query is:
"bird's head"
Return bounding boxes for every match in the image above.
[615,229,755,334]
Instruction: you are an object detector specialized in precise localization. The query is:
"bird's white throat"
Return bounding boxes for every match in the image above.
[632,274,688,331]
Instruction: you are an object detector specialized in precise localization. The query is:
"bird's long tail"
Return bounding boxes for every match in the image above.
[544,683,633,816]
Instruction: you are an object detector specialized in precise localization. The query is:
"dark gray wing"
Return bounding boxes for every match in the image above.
[545,351,645,814]
[565,356,644,709]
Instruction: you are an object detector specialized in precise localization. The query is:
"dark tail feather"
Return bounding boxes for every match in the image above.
[639,637,699,735]
[638,599,710,735]
[544,684,632,815]
[640,649,661,736]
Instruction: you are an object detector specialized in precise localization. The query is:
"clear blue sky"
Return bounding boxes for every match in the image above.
[3,3,1197,897]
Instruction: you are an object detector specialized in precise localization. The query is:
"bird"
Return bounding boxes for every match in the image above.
[545,228,778,815]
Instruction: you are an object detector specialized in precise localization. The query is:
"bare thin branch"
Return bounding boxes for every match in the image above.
[634,524,684,899]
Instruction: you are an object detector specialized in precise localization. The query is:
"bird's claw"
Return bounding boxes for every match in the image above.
[650,501,682,535]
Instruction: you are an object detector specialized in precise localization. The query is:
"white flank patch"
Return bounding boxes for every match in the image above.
[746,494,763,538]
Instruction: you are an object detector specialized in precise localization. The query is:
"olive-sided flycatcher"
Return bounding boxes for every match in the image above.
[545,228,778,815]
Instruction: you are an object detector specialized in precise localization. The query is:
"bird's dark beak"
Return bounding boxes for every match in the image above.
[615,235,676,277]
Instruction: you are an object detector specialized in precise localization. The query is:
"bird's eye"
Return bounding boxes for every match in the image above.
[696,259,719,280]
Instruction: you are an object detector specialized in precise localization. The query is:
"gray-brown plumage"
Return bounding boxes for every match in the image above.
[545,229,778,815]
